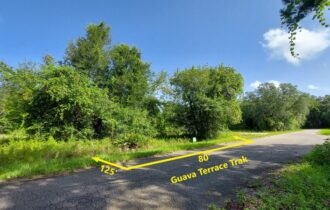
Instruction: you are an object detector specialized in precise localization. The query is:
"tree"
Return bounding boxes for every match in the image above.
[281,0,330,56]
[108,44,152,108]
[0,62,13,132]
[24,65,114,139]
[320,95,330,127]
[171,65,243,139]
[64,22,111,87]
[42,55,55,67]
[242,83,310,131]
[305,95,330,128]
[0,62,40,131]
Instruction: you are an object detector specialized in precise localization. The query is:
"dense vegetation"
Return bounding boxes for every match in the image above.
[0,22,245,143]
[241,83,310,131]
[1,22,329,144]
[305,96,330,128]
[0,22,329,181]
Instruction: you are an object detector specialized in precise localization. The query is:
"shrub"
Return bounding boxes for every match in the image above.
[113,133,148,149]
[305,141,330,165]
[25,66,115,140]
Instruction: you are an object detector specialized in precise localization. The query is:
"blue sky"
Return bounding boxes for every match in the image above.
[0,0,329,95]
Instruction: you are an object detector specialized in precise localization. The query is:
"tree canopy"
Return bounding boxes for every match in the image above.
[242,83,310,131]
[305,95,330,128]
[171,65,243,139]
[108,44,152,108]
[65,22,111,87]
[0,21,328,144]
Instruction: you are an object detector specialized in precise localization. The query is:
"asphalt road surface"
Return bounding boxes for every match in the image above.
[0,130,327,210]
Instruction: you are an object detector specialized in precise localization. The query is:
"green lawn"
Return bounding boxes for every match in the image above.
[320,129,330,135]
[0,130,297,181]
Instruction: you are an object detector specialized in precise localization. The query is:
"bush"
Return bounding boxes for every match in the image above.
[111,106,157,139]
[25,66,115,140]
[305,141,330,165]
[113,133,148,149]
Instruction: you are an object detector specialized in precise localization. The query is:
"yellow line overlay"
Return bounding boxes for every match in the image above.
[92,136,253,171]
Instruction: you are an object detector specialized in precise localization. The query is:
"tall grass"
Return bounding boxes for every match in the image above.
[320,129,330,135]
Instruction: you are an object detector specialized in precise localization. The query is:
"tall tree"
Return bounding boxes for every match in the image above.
[305,95,330,128]
[242,83,310,131]
[65,22,111,87]
[0,62,40,131]
[25,65,114,139]
[171,65,243,139]
[108,44,152,108]
[0,62,13,132]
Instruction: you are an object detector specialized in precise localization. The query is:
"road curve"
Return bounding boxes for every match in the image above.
[0,130,326,210]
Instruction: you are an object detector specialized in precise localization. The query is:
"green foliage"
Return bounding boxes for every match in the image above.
[305,141,330,165]
[0,62,40,131]
[0,131,252,180]
[305,95,330,128]
[0,23,158,141]
[65,22,111,87]
[110,106,157,140]
[242,83,310,131]
[154,101,187,137]
[25,66,112,139]
[281,0,330,57]
[320,129,330,135]
[171,65,243,139]
[255,163,330,209]
[0,138,114,179]
[108,44,152,108]
[113,133,148,149]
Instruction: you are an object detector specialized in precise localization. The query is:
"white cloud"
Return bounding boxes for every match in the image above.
[250,80,261,89]
[250,80,281,89]
[308,85,320,90]
[262,28,330,64]
[308,84,329,91]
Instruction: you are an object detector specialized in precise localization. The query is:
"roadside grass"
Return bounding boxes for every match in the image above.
[0,130,296,181]
[320,129,330,135]
[239,163,330,209]
[223,141,330,210]
[0,134,9,145]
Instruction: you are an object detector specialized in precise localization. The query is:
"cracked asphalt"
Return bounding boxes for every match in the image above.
[0,129,326,210]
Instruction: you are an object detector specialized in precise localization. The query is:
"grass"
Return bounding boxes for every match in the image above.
[0,130,296,181]
[320,129,330,135]
[243,163,330,209]
[223,141,330,210]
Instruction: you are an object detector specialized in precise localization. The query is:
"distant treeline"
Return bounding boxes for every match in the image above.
[0,22,329,144]
[240,84,330,131]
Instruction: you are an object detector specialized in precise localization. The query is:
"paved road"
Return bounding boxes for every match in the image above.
[0,130,327,210]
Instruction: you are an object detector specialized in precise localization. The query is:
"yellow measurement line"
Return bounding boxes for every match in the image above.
[92,136,253,170]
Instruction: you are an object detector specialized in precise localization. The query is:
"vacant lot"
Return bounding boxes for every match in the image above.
[1,131,295,180]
